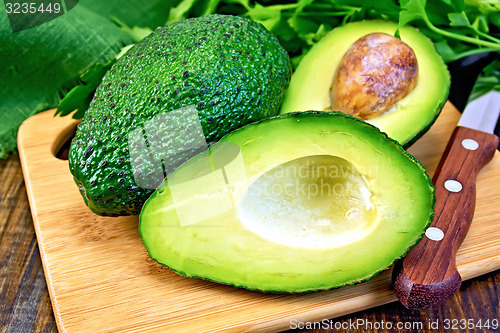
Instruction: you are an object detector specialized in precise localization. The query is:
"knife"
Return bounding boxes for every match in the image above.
[392,91,500,310]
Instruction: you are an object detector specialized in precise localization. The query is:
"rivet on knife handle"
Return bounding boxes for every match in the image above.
[392,126,499,310]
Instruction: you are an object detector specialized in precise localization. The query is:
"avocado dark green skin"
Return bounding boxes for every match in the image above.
[69,14,292,216]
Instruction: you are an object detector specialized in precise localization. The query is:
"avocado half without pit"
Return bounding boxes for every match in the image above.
[139,112,435,293]
[280,21,450,147]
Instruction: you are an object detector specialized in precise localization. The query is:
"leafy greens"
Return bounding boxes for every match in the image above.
[170,0,500,64]
[57,0,499,124]
[2,0,499,159]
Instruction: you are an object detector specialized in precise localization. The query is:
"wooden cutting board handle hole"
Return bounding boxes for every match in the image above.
[51,122,79,160]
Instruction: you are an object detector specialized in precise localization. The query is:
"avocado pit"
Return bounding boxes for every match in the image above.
[331,32,418,120]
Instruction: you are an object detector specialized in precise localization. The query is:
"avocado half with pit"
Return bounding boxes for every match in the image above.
[139,112,435,293]
[280,21,450,147]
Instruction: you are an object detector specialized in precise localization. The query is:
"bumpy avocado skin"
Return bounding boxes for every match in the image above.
[69,14,292,216]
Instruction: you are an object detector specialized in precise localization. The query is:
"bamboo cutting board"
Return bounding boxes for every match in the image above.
[18,102,500,333]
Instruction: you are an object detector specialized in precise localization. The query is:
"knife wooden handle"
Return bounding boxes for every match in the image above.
[393,126,498,309]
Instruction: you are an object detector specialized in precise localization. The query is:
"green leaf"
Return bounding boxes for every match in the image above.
[450,0,466,12]
[201,0,223,15]
[55,58,117,119]
[297,23,329,46]
[433,40,460,62]
[224,0,251,11]
[425,0,461,25]
[167,0,199,24]
[399,0,428,27]
[287,0,314,34]
[465,0,500,15]
[116,44,135,59]
[249,3,284,31]
[113,18,154,42]
[55,34,144,121]
[470,59,500,100]
[471,14,489,33]
[81,0,180,29]
[448,11,472,27]
[489,11,500,28]
[288,16,319,36]
[293,0,314,16]
[337,0,400,21]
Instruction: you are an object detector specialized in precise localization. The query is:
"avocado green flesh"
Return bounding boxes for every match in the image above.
[69,14,292,216]
[280,21,450,147]
[139,112,435,293]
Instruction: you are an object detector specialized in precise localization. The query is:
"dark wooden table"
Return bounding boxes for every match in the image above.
[1,154,499,333]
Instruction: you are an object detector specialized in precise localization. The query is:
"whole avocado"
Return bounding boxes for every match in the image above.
[69,14,292,216]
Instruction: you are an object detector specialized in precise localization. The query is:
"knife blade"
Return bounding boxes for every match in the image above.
[392,91,500,310]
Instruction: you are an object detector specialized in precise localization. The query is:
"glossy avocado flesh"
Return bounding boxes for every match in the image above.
[69,14,292,216]
[139,112,435,293]
[280,21,450,147]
